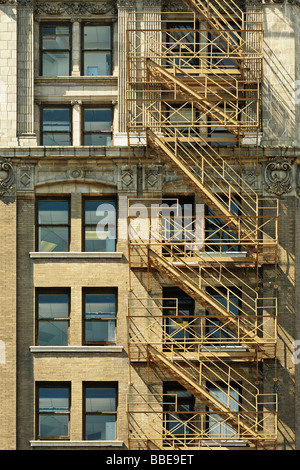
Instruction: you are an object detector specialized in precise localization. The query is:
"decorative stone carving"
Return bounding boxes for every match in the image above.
[265,158,293,196]
[119,166,136,191]
[0,160,15,197]
[35,1,116,16]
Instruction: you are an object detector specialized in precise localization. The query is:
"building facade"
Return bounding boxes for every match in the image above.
[0,0,299,450]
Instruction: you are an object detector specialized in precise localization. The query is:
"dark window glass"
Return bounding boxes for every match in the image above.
[164,383,195,437]
[84,290,117,344]
[42,108,71,146]
[37,199,70,252]
[82,25,112,76]
[163,288,194,346]
[207,384,240,439]
[41,24,71,76]
[37,385,70,439]
[206,287,241,343]
[84,385,117,440]
[205,197,240,253]
[83,199,116,252]
[83,108,112,146]
[166,23,198,69]
[37,291,69,346]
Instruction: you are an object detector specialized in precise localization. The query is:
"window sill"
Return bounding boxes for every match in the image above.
[29,252,123,259]
[34,76,118,84]
[30,440,123,448]
[30,346,123,353]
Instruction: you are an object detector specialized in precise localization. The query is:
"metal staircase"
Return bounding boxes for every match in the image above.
[126,1,278,450]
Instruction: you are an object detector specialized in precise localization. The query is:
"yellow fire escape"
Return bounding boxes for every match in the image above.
[126,0,278,450]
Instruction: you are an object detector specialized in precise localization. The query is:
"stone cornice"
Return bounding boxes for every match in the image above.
[34,1,117,16]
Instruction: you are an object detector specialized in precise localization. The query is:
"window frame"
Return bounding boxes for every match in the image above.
[82,196,117,253]
[40,105,73,147]
[35,287,70,346]
[81,22,113,77]
[82,287,118,346]
[81,105,113,147]
[36,382,71,440]
[35,196,71,252]
[39,22,72,77]
[83,382,118,441]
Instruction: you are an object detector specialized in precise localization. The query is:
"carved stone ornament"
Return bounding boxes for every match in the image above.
[265,158,292,196]
[0,160,15,197]
[35,1,116,16]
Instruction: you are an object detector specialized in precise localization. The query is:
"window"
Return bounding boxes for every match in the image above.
[83,289,117,344]
[40,23,71,76]
[163,383,195,438]
[82,107,112,146]
[84,383,117,440]
[41,107,72,146]
[36,383,70,439]
[166,22,199,69]
[36,289,70,346]
[163,288,194,348]
[83,198,116,252]
[206,287,241,344]
[37,198,70,252]
[207,383,240,439]
[82,24,112,76]
[205,197,240,253]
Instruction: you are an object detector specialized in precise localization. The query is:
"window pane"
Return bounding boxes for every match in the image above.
[86,388,116,412]
[38,294,69,319]
[84,51,111,75]
[43,133,71,146]
[42,52,70,76]
[85,200,115,225]
[83,25,111,50]
[84,134,112,146]
[39,414,69,438]
[39,227,69,252]
[85,294,116,318]
[84,227,115,252]
[85,320,115,343]
[38,320,69,346]
[84,109,112,132]
[42,25,70,50]
[39,387,69,412]
[43,109,70,132]
[86,415,116,440]
[38,200,69,225]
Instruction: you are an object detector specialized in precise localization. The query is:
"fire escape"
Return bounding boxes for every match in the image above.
[125,0,278,450]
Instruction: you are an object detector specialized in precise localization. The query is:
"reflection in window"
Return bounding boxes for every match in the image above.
[42,108,72,146]
[37,384,70,439]
[84,199,116,252]
[84,384,117,440]
[82,24,112,76]
[84,290,117,344]
[83,108,112,146]
[208,384,240,439]
[37,199,69,252]
[37,290,69,346]
[41,24,71,76]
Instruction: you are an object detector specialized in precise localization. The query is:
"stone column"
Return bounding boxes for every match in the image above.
[71,19,81,77]
[17,0,37,146]
[71,100,82,146]
[115,0,136,145]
